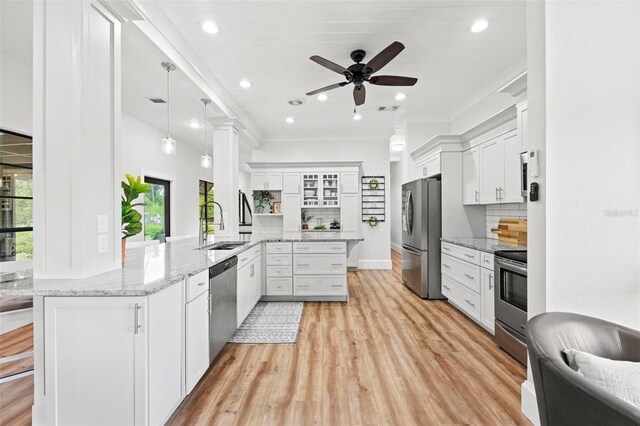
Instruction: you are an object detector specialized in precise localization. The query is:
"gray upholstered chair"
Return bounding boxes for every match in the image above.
[526,312,640,426]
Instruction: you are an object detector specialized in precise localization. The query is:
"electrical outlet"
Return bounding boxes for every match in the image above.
[98,215,108,234]
[98,235,108,253]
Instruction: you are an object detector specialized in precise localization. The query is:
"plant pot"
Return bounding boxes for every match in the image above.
[256,204,265,214]
[121,238,127,266]
[301,224,309,230]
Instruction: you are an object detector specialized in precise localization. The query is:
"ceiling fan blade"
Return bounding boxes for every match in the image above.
[369,75,418,86]
[310,55,351,76]
[306,82,348,96]
[353,85,366,106]
[364,41,405,74]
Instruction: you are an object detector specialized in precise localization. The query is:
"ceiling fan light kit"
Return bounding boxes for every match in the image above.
[306,41,418,107]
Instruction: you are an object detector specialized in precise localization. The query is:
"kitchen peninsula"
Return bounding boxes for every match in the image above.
[0,233,362,425]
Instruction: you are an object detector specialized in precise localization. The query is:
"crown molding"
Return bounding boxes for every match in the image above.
[410,135,462,159]
[247,161,363,169]
[498,72,528,97]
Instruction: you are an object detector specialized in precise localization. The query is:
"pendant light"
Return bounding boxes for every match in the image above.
[200,98,212,168]
[161,62,177,155]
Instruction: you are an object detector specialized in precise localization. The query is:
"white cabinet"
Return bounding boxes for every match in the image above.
[340,193,359,236]
[265,243,293,296]
[480,268,495,333]
[425,154,441,177]
[251,172,282,190]
[502,131,525,203]
[293,253,347,275]
[480,137,504,204]
[321,173,340,207]
[237,248,262,326]
[294,275,347,296]
[462,147,480,205]
[283,172,300,193]
[301,173,320,207]
[43,283,183,426]
[282,193,301,232]
[340,171,359,193]
[301,172,341,207]
[185,290,209,394]
[414,159,427,179]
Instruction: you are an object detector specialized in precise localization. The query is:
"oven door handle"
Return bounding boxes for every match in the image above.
[496,258,527,275]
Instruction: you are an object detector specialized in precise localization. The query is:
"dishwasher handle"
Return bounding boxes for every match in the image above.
[209,255,239,278]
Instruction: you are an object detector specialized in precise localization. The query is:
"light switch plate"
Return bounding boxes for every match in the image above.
[98,215,108,234]
[98,235,108,253]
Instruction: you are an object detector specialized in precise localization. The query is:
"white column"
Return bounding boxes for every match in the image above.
[212,118,242,237]
[32,0,121,279]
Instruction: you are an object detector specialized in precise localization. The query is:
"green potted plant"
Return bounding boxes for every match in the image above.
[301,210,313,230]
[254,191,274,214]
[121,174,150,265]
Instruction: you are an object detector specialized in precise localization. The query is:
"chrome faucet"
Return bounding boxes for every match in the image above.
[199,200,225,246]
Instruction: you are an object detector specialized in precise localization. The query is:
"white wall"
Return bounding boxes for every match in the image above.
[252,139,392,269]
[545,0,640,329]
[389,161,403,252]
[121,112,214,241]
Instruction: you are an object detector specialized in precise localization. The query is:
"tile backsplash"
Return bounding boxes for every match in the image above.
[302,208,340,228]
[485,203,527,239]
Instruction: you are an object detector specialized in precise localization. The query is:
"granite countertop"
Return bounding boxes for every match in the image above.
[441,237,526,254]
[0,232,363,297]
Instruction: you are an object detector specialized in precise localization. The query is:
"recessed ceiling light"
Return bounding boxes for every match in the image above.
[353,113,362,121]
[202,21,219,34]
[239,79,253,89]
[395,93,406,101]
[189,120,200,129]
[471,19,489,33]
[285,117,294,124]
[288,98,305,106]
[317,94,328,101]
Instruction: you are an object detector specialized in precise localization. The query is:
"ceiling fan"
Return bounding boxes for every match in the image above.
[306,41,418,106]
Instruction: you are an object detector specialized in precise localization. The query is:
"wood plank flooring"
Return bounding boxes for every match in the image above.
[0,324,34,426]
[0,252,530,426]
[168,251,529,425]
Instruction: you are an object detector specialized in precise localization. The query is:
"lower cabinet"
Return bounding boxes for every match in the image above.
[294,275,347,296]
[43,283,183,425]
[185,289,210,394]
[480,268,495,333]
[237,248,262,327]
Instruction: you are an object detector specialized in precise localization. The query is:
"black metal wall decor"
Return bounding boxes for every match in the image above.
[361,176,385,225]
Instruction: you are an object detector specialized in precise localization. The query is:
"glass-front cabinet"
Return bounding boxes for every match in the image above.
[301,172,340,208]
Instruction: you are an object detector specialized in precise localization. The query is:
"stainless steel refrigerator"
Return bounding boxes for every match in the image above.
[401,178,444,299]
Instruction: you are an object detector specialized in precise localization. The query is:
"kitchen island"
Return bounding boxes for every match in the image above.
[1,232,362,426]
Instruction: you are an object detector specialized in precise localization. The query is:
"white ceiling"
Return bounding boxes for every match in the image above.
[121,22,226,151]
[155,0,527,142]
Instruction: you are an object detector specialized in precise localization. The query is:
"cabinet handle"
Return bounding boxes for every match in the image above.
[331,284,342,288]
[423,167,427,176]
[464,254,474,259]
[464,274,475,280]
[240,257,248,262]
[465,299,475,307]
[250,264,255,278]
[483,259,490,264]
[499,187,504,200]
[208,293,212,316]
[134,303,142,334]
[330,263,343,267]
[298,285,310,288]
[495,187,499,201]
[197,281,206,287]
[443,284,451,291]
[442,264,451,268]
[475,190,479,202]
[489,275,493,290]
[298,264,309,267]
[442,246,451,251]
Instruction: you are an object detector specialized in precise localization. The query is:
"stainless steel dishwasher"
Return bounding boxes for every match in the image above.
[209,256,238,364]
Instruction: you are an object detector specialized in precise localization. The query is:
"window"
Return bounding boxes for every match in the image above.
[0,129,33,261]
[144,177,171,242]
[199,180,214,234]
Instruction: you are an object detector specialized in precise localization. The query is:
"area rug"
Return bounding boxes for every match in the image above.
[228,302,304,344]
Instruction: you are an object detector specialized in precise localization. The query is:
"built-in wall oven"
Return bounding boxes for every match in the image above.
[494,250,528,366]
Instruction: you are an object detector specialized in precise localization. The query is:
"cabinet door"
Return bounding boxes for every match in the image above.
[425,154,441,177]
[414,160,427,179]
[340,193,359,236]
[186,290,210,394]
[250,256,263,305]
[251,173,267,190]
[283,172,300,193]
[321,173,340,207]
[282,193,301,232]
[237,263,252,327]
[44,296,147,425]
[340,171,359,193]
[462,148,480,205]
[481,268,495,333]
[301,173,320,207]
[267,172,283,190]
[480,138,504,204]
[502,131,525,203]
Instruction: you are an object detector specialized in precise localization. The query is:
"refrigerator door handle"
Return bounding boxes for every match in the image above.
[406,190,413,235]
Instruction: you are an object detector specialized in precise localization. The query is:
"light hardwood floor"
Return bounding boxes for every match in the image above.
[0,324,34,426]
[0,252,530,426]
[168,251,529,425]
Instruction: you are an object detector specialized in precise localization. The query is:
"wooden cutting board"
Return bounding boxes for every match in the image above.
[491,218,527,245]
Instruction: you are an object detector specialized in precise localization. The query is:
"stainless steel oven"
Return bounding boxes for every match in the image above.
[494,251,528,365]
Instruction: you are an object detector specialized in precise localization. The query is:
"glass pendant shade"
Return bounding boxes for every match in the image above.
[162,137,176,155]
[161,62,177,155]
[200,154,212,168]
[200,98,212,169]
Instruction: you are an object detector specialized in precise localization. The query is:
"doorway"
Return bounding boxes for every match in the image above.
[144,177,171,242]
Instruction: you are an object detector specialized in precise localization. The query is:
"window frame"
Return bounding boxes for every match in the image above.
[144,176,171,240]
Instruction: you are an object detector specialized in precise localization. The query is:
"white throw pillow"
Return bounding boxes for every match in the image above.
[563,348,640,408]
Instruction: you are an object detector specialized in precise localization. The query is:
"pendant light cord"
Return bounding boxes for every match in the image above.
[166,67,171,139]
[204,101,208,156]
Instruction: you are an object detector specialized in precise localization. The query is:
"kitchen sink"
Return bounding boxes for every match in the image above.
[207,241,248,251]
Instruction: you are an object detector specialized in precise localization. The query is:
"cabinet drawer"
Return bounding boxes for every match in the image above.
[441,242,480,265]
[186,270,209,302]
[293,254,346,275]
[266,277,293,296]
[294,275,347,296]
[238,245,261,269]
[451,280,481,321]
[266,254,292,266]
[441,274,456,299]
[293,242,346,254]
[266,242,292,254]
[441,254,481,293]
[266,265,292,277]
[480,252,495,270]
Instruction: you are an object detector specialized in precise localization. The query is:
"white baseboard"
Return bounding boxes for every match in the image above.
[521,379,540,426]
[390,242,402,253]
[0,308,33,333]
[358,259,392,270]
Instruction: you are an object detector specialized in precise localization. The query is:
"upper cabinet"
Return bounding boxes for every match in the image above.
[413,153,441,180]
[462,147,480,205]
[321,173,340,207]
[340,172,359,194]
[479,137,505,204]
[301,173,320,207]
[251,172,282,191]
[283,172,300,193]
[301,173,342,207]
